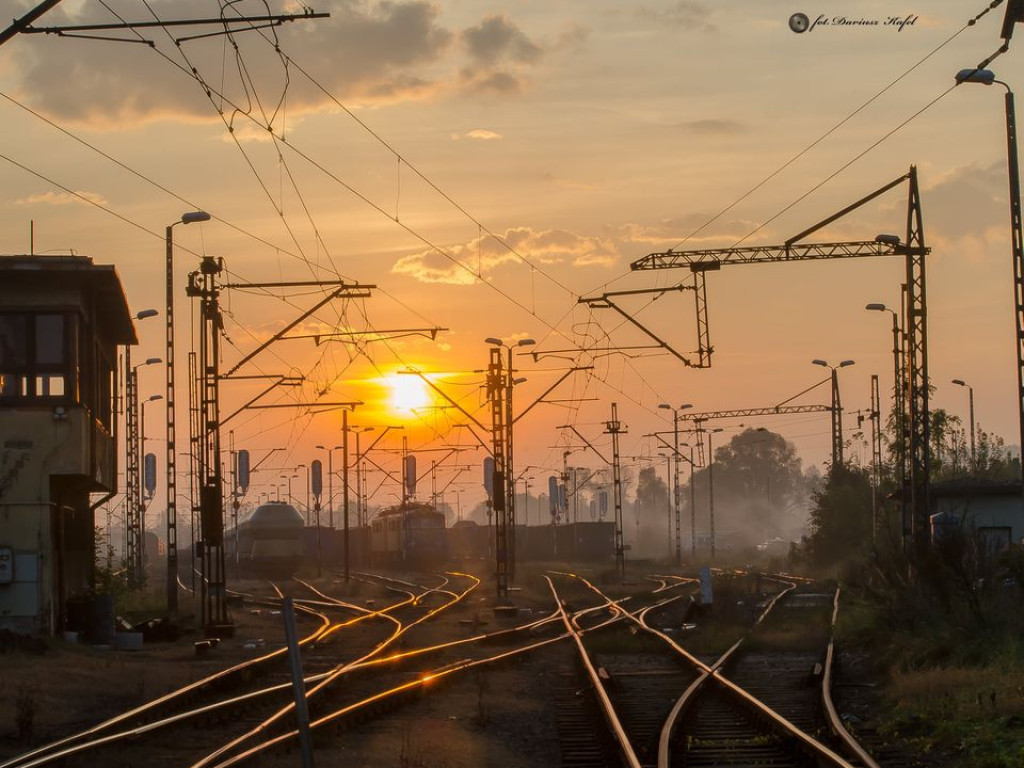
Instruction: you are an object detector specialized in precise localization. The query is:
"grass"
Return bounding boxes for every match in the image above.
[879,664,1024,768]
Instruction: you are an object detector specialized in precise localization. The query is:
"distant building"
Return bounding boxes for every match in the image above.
[0,255,135,634]
[930,479,1024,550]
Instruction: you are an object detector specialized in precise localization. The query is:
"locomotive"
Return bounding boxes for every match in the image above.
[370,502,448,567]
[228,501,305,576]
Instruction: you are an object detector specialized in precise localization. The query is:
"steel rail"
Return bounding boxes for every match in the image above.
[822,586,883,768]
[190,572,479,768]
[546,575,644,768]
[0,590,332,768]
[207,579,674,768]
[11,579,542,768]
[564,573,857,768]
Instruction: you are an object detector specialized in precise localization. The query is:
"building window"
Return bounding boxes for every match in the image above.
[0,312,70,403]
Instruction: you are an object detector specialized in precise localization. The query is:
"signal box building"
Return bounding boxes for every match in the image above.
[0,255,135,635]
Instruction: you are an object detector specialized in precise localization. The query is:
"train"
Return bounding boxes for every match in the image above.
[223,500,615,575]
[227,501,306,577]
[370,502,448,566]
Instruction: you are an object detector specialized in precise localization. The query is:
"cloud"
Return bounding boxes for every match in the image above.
[923,162,1007,240]
[392,226,620,284]
[457,14,573,97]
[15,190,108,207]
[11,1,546,126]
[451,129,503,141]
[636,2,715,31]
[462,14,542,66]
[618,213,762,246]
[676,119,745,135]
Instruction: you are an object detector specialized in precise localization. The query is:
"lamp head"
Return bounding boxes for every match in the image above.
[484,337,503,346]
[658,403,670,410]
[874,234,901,246]
[181,211,211,225]
[865,303,887,312]
[135,309,158,320]
[839,359,855,368]
[955,68,996,85]
[146,394,163,402]
[951,378,967,387]
[516,338,536,348]
[144,357,162,366]
[811,359,828,367]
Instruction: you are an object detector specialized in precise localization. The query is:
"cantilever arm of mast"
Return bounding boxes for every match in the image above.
[578,285,698,367]
[220,375,303,426]
[630,240,907,271]
[513,366,594,425]
[23,11,330,36]
[557,424,610,465]
[398,369,490,437]
[675,404,833,422]
[282,326,447,344]
[223,283,374,377]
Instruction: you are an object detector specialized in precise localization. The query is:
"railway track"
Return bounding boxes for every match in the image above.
[552,572,886,768]
[3,569,896,768]
[1,573,474,768]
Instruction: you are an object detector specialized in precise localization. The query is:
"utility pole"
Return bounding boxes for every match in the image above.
[124,350,141,588]
[605,404,627,580]
[342,409,351,581]
[870,375,882,543]
[487,346,512,602]
[187,256,230,636]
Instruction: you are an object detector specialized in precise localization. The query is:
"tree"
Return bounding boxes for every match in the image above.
[636,465,669,519]
[683,428,812,547]
[803,463,873,570]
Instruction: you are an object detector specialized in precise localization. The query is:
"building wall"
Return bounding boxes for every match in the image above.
[0,408,112,634]
[935,495,1024,545]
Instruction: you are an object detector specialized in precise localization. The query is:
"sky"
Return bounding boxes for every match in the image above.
[0,0,1021,527]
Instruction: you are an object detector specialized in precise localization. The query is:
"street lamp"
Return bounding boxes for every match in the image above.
[280,474,298,509]
[706,427,724,559]
[951,379,976,474]
[955,67,1024,485]
[165,209,210,621]
[658,402,692,565]
[812,359,855,467]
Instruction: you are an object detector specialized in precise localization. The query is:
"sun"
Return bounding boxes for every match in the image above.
[387,374,432,414]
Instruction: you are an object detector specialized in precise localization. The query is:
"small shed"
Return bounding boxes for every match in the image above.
[930,479,1024,550]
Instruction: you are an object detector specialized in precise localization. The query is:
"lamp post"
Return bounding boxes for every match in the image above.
[656,451,673,559]
[812,359,856,467]
[281,474,298,508]
[347,427,374,527]
[139,392,163,571]
[358,426,401,526]
[955,67,1024,484]
[139,392,163,496]
[166,209,210,620]
[950,66,1024,483]
[295,463,309,525]
[951,379,976,473]
[315,444,344,530]
[706,427,724,560]
[658,402,692,565]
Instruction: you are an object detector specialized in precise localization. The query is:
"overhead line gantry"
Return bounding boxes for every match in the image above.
[606,167,931,546]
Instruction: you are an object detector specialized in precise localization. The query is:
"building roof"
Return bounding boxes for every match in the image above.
[0,255,137,344]
[930,479,1023,497]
